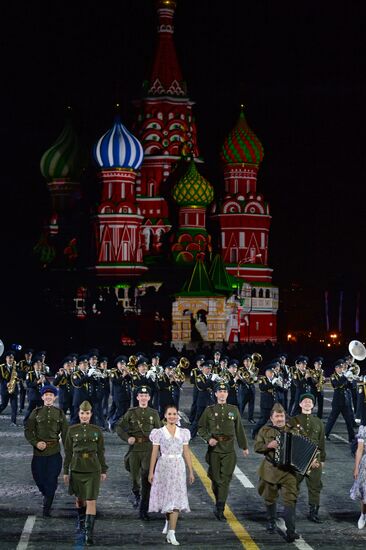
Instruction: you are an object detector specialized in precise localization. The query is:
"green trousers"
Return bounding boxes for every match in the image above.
[207,451,236,503]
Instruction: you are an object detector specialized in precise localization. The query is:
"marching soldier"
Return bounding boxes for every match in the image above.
[289,392,326,523]
[226,361,242,407]
[98,356,111,419]
[212,349,221,374]
[290,356,315,416]
[108,355,132,431]
[0,350,19,426]
[38,350,51,375]
[116,386,162,520]
[254,403,300,542]
[24,385,68,517]
[157,362,183,419]
[279,353,291,411]
[24,355,49,423]
[190,361,216,439]
[238,354,253,418]
[251,367,276,439]
[188,354,205,423]
[149,352,162,409]
[131,358,156,407]
[312,357,325,418]
[17,348,34,412]
[70,355,91,424]
[198,382,249,520]
[325,359,355,442]
[53,356,74,417]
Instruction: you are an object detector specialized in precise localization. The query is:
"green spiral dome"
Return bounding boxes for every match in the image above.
[172,160,214,207]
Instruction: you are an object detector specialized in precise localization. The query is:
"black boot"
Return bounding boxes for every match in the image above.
[85,514,96,546]
[266,503,277,532]
[139,501,150,521]
[308,505,323,523]
[76,506,86,531]
[42,495,54,517]
[129,490,140,509]
[283,506,299,543]
[214,501,226,521]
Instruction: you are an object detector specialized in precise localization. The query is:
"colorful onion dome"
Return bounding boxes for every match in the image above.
[221,107,264,165]
[172,160,214,207]
[40,117,84,181]
[93,116,144,170]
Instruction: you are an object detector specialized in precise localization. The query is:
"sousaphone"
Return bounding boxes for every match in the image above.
[348,340,366,361]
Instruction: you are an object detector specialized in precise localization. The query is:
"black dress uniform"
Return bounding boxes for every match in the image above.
[190,366,215,438]
[290,357,315,416]
[24,360,49,423]
[17,349,34,411]
[108,356,132,430]
[53,358,74,417]
[325,361,355,442]
[252,370,276,439]
[239,365,256,421]
[312,357,325,419]
[70,360,91,424]
[157,366,183,419]
[0,353,19,425]
[188,355,205,423]
[24,385,69,516]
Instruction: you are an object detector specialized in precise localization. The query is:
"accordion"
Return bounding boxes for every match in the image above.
[274,431,318,475]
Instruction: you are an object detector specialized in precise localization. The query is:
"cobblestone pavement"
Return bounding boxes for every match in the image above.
[0,387,365,549]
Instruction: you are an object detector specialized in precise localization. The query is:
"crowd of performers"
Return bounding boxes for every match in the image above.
[1,346,366,545]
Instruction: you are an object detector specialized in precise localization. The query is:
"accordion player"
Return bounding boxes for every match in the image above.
[274,431,318,476]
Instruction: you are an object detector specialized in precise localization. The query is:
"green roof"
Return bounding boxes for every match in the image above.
[209,254,232,293]
[175,257,224,297]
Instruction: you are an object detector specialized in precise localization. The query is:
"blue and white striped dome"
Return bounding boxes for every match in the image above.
[93,117,144,170]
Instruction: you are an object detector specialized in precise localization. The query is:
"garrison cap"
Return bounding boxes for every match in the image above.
[40,385,58,396]
[136,385,151,395]
[79,400,92,411]
[300,392,315,403]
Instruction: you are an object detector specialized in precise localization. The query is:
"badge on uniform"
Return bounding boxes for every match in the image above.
[228,412,235,420]
[214,412,218,417]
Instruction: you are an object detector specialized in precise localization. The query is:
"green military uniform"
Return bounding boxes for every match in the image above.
[24,396,69,516]
[64,423,108,500]
[116,405,161,515]
[289,411,326,521]
[198,402,248,513]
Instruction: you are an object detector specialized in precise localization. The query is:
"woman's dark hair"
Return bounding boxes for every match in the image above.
[164,404,178,415]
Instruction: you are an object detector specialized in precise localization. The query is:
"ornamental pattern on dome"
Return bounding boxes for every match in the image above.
[93,117,144,170]
[40,118,84,181]
[221,109,264,165]
[172,160,214,207]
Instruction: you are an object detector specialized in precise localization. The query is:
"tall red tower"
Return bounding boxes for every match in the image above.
[211,107,278,342]
[134,0,201,259]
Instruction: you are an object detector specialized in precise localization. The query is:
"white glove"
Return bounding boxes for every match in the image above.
[211,373,220,382]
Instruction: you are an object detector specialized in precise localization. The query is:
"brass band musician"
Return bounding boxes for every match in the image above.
[312,357,325,419]
[0,350,19,426]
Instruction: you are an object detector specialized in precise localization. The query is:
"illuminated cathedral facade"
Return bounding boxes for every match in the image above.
[36,0,278,346]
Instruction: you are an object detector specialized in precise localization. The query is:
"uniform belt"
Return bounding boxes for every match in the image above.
[134,436,149,443]
[76,451,96,459]
[44,440,59,447]
[215,435,233,442]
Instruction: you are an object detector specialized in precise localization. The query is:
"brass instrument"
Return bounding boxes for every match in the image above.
[7,366,18,394]
[127,355,138,376]
[174,357,190,382]
[248,352,262,382]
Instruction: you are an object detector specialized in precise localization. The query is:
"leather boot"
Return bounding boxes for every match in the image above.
[283,506,299,543]
[214,501,226,521]
[85,514,96,546]
[308,505,322,523]
[76,506,86,531]
[139,501,150,521]
[42,495,54,517]
[266,503,277,532]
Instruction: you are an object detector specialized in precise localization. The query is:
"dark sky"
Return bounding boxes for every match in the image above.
[2,0,365,293]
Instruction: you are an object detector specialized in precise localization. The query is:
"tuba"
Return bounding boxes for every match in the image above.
[249,352,262,381]
[349,340,366,362]
[7,366,18,394]
[175,357,190,382]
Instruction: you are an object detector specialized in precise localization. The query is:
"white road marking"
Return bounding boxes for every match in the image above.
[16,515,36,550]
[234,465,254,488]
[329,433,350,444]
[277,517,315,550]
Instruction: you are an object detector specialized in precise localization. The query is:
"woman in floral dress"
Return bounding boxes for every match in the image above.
[350,425,366,529]
[148,405,194,546]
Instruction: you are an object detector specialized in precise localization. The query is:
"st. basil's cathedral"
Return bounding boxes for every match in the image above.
[36,0,278,348]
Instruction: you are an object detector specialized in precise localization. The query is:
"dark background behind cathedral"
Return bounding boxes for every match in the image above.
[1,0,365,344]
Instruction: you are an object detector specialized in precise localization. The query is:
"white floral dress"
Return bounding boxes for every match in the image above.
[148,425,191,513]
[350,425,366,503]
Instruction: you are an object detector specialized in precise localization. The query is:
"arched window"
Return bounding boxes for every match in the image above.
[258,288,264,298]
[265,289,271,298]
[251,288,256,298]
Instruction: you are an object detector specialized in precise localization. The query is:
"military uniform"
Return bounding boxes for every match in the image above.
[198,401,248,516]
[0,358,19,424]
[24,387,69,516]
[312,363,325,419]
[190,371,215,438]
[17,351,33,411]
[252,374,275,438]
[325,366,355,442]
[24,365,49,423]
[70,367,91,424]
[53,365,74,416]
[108,366,132,430]
[289,411,326,521]
[116,401,161,517]
[254,421,299,540]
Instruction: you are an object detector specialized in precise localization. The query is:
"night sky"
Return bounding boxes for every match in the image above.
[2,0,365,338]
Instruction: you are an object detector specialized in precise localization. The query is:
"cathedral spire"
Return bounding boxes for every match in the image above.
[148,0,186,96]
